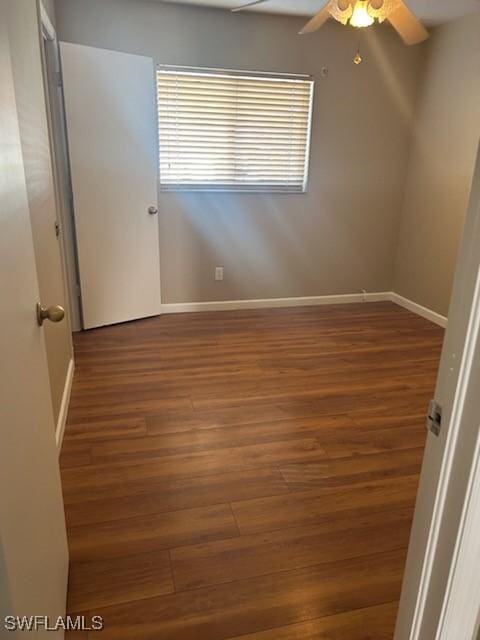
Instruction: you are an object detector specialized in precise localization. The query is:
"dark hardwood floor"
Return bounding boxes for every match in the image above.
[61,302,444,639]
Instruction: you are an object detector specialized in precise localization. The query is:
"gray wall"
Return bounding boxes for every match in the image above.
[393,14,480,316]
[55,0,424,304]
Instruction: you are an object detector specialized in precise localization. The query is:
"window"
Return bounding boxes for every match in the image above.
[157,66,314,193]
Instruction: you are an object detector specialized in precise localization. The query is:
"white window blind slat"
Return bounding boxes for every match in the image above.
[157,67,314,193]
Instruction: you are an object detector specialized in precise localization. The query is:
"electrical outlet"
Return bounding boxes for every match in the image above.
[215,267,224,281]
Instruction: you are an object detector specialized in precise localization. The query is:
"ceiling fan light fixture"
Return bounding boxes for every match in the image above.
[327,0,402,29]
[234,0,429,47]
[349,1,375,28]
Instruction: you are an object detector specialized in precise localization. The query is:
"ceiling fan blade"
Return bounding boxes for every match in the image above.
[388,1,429,45]
[231,0,269,12]
[299,2,331,35]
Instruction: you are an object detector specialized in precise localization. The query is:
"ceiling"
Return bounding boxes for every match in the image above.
[156,0,480,25]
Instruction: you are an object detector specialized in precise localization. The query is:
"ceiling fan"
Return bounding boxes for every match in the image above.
[231,0,429,46]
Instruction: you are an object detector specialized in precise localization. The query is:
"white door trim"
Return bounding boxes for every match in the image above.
[436,426,480,639]
[55,357,74,453]
[410,263,480,640]
[39,2,83,332]
[396,145,480,639]
[39,1,55,41]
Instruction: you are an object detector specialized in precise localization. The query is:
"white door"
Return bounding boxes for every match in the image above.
[60,42,161,329]
[0,4,69,634]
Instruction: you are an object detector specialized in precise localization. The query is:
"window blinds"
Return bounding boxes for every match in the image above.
[157,67,314,192]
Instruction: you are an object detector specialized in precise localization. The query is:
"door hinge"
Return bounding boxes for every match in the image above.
[427,399,442,437]
[75,283,81,298]
[54,220,61,237]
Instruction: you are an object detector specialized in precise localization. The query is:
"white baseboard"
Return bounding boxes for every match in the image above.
[389,293,448,328]
[161,291,447,328]
[55,358,74,453]
[161,292,390,314]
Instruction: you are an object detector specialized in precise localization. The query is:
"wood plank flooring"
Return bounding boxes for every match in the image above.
[61,302,444,639]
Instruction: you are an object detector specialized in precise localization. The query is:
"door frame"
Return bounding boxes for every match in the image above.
[39,0,83,331]
[395,144,480,639]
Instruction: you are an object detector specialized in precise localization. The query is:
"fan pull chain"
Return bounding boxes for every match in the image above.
[353,32,363,64]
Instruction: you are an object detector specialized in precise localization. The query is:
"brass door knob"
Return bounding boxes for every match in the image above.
[36,303,65,327]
